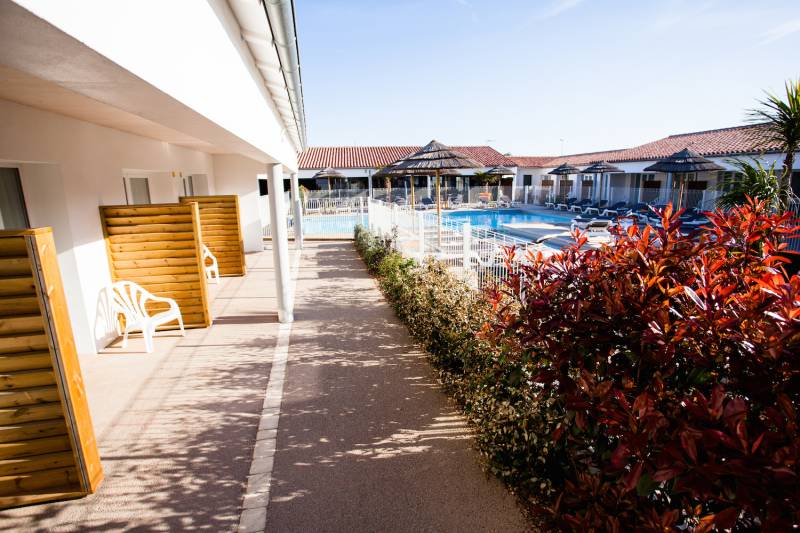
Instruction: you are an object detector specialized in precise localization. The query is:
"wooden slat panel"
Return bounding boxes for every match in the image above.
[113,257,198,269]
[104,214,194,226]
[0,419,68,444]
[180,195,246,277]
[0,386,60,408]
[0,435,71,458]
[0,258,32,277]
[0,277,37,297]
[0,402,63,425]
[100,204,211,330]
[0,467,79,496]
[0,238,27,258]
[0,296,41,317]
[0,352,51,373]
[25,231,103,497]
[0,315,44,336]
[108,241,196,253]
[0,334,49,354]
[0,370,55,390]
[111,249,198,261]
[105,223,195,235]
[107,232,196,244]
[0,451,75,476]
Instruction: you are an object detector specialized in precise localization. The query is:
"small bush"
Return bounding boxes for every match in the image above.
[353,224,569,508]
[488,200,800,531]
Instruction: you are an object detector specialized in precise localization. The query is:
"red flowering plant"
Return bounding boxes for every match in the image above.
[487,199,800,531]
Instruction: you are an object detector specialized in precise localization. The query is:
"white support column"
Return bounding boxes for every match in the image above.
[289,172,303,250]
[367,169,373,198]
[268,163,293,323]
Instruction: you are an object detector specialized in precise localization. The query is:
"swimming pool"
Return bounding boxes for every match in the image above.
[443,209,571,231]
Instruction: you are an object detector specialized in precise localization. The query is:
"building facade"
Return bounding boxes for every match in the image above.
[0,0,305,353]
[510,124,800,208]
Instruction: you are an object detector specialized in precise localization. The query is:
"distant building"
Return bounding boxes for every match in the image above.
[298,145,518,192]
[510,124,800,208]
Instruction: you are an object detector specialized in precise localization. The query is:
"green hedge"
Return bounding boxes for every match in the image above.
[354,224,555,504]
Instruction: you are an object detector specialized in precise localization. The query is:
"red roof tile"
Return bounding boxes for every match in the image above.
[508,156,556,167]
[511,124,782,168]
[299,145,517,169]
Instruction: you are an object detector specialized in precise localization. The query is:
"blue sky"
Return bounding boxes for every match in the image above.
[295,0,800,156]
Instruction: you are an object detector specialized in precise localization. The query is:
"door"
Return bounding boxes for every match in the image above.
[0,167,30,229]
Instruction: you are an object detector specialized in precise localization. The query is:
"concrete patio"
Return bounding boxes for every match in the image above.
[0,242,528,532]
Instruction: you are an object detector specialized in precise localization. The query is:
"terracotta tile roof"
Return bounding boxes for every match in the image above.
[511,123,782,169]
[610,123,779,162]
[299,145,517,169]
[508,156,556,167]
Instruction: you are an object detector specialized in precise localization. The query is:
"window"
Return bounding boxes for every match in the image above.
[0,168,30,230]
[523,175,532,186]
[123,176,151,205]
[717,171,744,192]
[182,175,194,197]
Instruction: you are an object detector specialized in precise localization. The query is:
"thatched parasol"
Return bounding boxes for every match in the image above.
[392,140,481,244]
[375,162,457,207]
[581,161,624,201]
[548,163,581,201]
[486,165,514,176]
[643,148,723,209]
[311,167,346,191]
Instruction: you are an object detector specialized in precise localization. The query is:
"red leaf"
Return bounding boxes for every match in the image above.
[623,462,643,492]
[713,507,740,529]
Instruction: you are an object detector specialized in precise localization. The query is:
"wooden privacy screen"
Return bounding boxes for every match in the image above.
[100,203,211,328]
[179,195,246,277]
[0,228,102,509]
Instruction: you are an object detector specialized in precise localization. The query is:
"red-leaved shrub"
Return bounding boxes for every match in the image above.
[487,199,800,531]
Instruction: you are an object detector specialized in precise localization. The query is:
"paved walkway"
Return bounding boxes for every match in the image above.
[0,251,284,532]
[0,242,527,532]
[263,242,527,532]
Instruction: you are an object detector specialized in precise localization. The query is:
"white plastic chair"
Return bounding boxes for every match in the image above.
[202,244,220,284]
[110,281,184,353]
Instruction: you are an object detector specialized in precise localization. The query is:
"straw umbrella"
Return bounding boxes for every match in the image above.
[393,140,481,244]
[374,162,457,207]
[548,163,581,202]
[581,161,624,202]
[311,167,346,192]
[643,148,723,209]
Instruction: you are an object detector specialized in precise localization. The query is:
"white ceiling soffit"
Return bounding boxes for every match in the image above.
[227,0,306,151]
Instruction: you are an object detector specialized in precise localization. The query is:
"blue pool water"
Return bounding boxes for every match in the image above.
[300,213,368,235]
[443,209,571,231]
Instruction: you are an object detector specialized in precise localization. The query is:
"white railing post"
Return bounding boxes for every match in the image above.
[462,222,471,271]
[418,211,426,258]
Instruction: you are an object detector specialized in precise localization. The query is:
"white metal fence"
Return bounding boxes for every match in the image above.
[367,199,548,287]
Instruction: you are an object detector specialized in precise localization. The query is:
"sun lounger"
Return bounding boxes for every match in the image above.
[571,214,615,232]
[582,200,609,215]
[568,199,592,212]
[555,197,577,211]
[600,201,629,216]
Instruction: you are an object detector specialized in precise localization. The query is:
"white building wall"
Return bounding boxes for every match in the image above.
[0,99,216,355]
[212,154,268,253]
